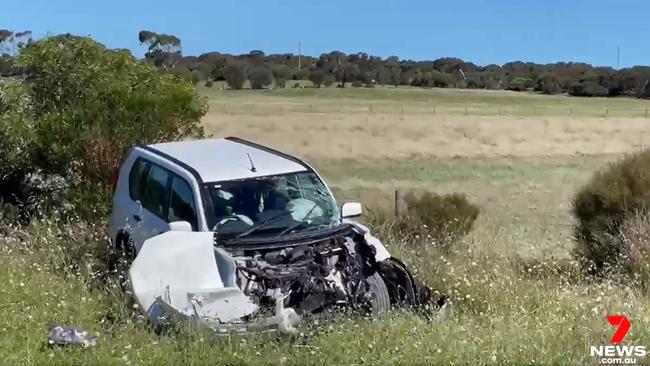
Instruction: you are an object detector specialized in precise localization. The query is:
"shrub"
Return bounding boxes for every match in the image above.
[351,80,363,88]
[247,66,273,89]
[322,74,335,87]
[271,64,292,88]
[573,150,650,275]
[569,81,608,97]
[308,70,324,87]
[204,80,214,87]
[14,35,206,182]
[507,76,535,91]
[370,192,479,250]
[223,63,246,90]
[1,35,207,219]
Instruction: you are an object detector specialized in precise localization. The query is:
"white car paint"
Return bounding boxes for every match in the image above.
[109,137,388,262]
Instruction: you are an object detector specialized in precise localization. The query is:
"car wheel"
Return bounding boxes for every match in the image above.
[364,272,391,314]
[110,232,136,286]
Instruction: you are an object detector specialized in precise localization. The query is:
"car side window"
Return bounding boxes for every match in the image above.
[129,158,149,201]
[141,164,171,218]
[168,176,198,230]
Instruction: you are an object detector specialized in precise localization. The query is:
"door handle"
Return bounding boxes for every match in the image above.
[133,214,142,222]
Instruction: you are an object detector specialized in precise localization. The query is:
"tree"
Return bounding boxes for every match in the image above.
[12,34,206,184]
[271,64,292,88]
[247,66,273,89]
[308,69,324,87]
[138,30,182,70]
[223,63,246,90]
[322,73,335,87]
[0,30,32,56]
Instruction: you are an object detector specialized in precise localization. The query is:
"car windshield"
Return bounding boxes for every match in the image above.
[205,171,340,240]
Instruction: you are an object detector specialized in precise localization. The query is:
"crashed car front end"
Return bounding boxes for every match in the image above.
[128,222,441,334]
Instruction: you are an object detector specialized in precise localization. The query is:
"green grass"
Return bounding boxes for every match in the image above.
[4,154,650,365]
[199,85,650,117]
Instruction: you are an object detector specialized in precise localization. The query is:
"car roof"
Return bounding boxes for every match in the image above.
[143,137,309,182]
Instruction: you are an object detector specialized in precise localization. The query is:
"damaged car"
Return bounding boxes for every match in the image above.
[109,137,444,333]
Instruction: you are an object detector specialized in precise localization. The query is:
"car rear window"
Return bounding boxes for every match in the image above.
[141,164,171,218]
[129,158,149,201]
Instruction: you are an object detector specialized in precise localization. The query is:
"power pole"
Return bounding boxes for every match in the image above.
[298,41,302,70]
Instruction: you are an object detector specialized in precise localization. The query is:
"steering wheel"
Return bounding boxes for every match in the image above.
[212,214,254,233]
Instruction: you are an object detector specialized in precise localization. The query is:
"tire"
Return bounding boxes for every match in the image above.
[365,272,391,314]
[110,232,136,288]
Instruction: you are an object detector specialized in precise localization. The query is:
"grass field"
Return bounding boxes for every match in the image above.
[3,87,650,365]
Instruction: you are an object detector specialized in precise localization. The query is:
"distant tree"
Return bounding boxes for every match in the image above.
[536,74,560,94]
[223,63,246,90]
[138,30,182,70]
[308,69,324,87]
[271,64,292,88]
[322,73,335,87]
[507,76,535,91]
[248,66,273,89]
[248,50,265,65]
[569,81,608,97]
[0,30,32,56]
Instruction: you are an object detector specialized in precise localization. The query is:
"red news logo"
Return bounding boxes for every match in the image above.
[591,315,646,363]
[607,315,631,344]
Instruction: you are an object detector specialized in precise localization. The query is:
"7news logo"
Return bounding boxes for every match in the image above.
[590,315,646,364]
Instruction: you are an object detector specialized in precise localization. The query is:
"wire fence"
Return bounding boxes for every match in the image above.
[208,101,650,118]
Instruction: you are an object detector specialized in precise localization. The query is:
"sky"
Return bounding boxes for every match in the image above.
[1,0,648,67]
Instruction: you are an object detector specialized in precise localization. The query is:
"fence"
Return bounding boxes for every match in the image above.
[209,101,650,118]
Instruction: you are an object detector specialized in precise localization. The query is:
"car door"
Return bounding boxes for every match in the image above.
[131,162,172,251]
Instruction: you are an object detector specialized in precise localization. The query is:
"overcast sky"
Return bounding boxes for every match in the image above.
[2,0,646,67]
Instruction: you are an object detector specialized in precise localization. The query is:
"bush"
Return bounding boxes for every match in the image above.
[247,66,273,89]
[308,70,324,87]
[573,150,650,275]
[205,80,214,87]
[271,64,292,88]
[569,81,608,97]
[370,192,479,250]
[351,80,363,88]
[1,35,207,219]
[507,76,535,91]
[322,74,335,87]
[223,63,246,90]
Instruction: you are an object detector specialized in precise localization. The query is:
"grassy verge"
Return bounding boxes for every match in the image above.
[4,143,650,364]
[2,218,649,365]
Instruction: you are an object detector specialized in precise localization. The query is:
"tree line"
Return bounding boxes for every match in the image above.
[3,29,650,97]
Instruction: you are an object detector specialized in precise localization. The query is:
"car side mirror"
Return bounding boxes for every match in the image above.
[341,202,363,218]
[169,221,193,232]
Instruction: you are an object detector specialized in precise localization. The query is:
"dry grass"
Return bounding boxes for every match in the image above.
[201,87,650,161]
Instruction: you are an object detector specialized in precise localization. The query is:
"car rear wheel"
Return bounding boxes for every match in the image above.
[110,232,136,287]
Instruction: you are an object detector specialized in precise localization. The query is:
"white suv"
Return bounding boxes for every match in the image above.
[110,137,437,320]
[109,137,364,253]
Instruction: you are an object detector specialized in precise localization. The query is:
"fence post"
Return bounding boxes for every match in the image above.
[394,190,406,217]
[569,107,573,116]
[309,104,312,113]
[646,108,648,118]
[605,108,608,117]
[369,104,373,113]
[432,105,436,114]
[464,103,468,115]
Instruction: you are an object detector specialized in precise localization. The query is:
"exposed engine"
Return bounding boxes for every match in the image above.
[233,235,378,315]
